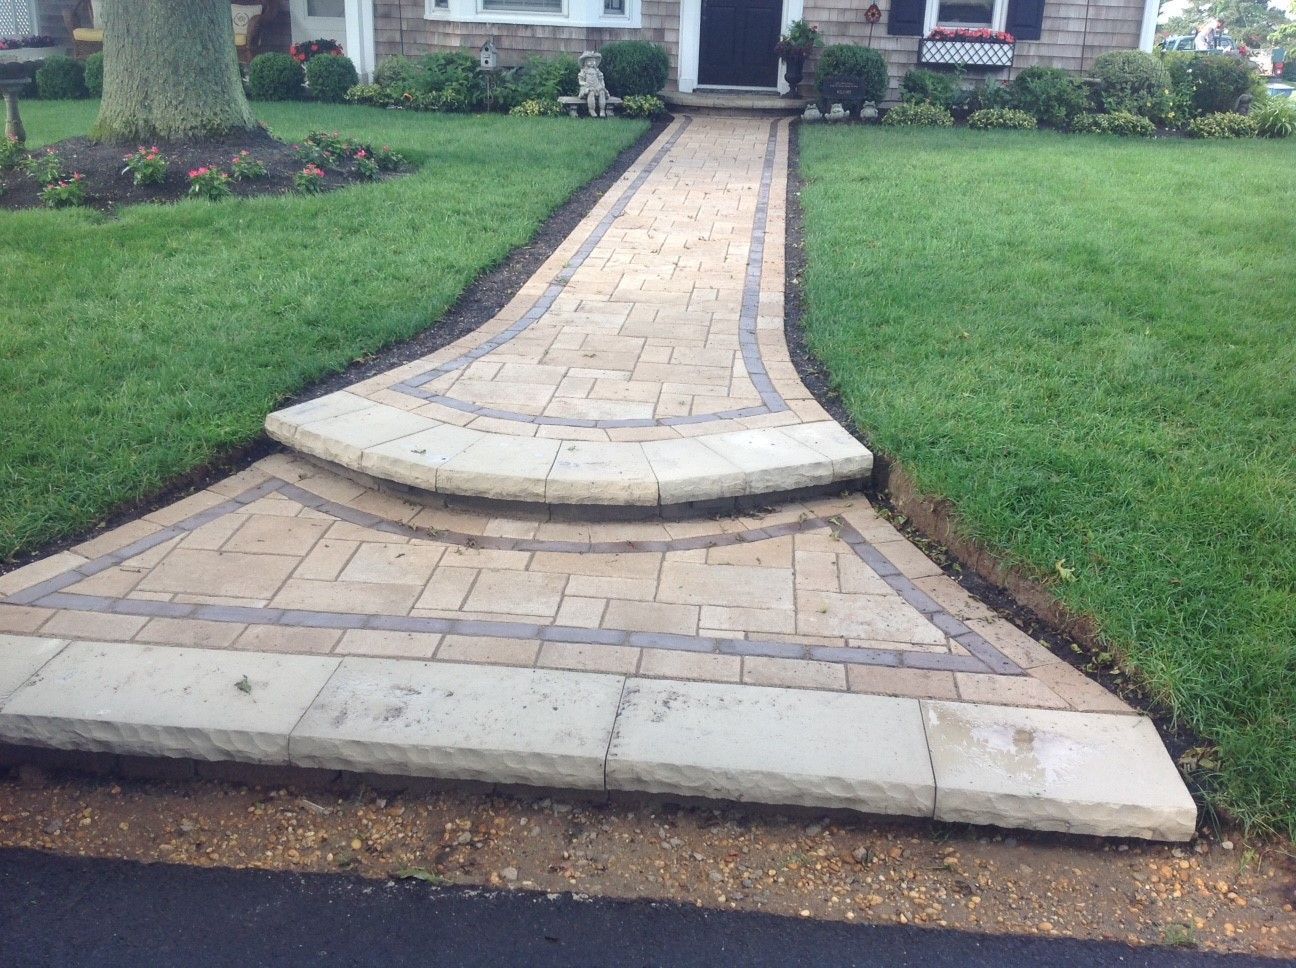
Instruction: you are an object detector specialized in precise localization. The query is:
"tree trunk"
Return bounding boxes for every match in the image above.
[91,0,257,142]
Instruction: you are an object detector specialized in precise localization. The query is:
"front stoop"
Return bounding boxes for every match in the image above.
[0,635,1197,841]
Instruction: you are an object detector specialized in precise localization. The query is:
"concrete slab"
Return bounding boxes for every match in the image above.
[0,641,340,764]
[290,658,625,790]
[922,701,1197,841]
[606,678,935,816]
[0,634,66,701]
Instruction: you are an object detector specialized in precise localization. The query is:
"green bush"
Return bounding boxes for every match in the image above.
[1092,50,1170,121]
[599,41,669,96]
[1070,111,1155,136]
[1163,53,1258,118]
[508,98,562,117]
[305,53,358,102]
[621,94,666,118]
[410,52,485,110]
[1010,66,1089,127]
[882,102,954,126]
[815,45,888,104]
[248,52,304,101]
[344,83,393,107]
[35,55,85,99]
[507,54,580,105]
[374,54,421,91]
[83,52,103,98]
[1253,98,1296,138]
[900,69,958,109]
[966,107,1037,129]
[1185,111,1258,138]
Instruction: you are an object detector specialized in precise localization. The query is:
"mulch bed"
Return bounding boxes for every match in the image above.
[0,126,395,213]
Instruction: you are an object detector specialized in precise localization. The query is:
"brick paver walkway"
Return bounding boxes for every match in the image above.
[0,452,1126,711]
[0,116,1195,840]
[266,117,871,507]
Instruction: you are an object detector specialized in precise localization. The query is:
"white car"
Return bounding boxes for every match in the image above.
[1161,33,1237,53]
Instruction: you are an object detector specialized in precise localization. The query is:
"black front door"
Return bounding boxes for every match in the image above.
[698,0,782,88]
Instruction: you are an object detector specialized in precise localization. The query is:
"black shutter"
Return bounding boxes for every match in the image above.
[1005,0,1046,41]
[887,0,926,36]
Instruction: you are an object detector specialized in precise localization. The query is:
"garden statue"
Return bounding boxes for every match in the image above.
[802,104,823,122]
[578,51,610,118]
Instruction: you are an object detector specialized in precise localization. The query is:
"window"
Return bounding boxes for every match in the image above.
[426,0,637,26]
[936,0,992,25]
[307,0,345,16]
[925,0,1007,32]
[481,0,562,11]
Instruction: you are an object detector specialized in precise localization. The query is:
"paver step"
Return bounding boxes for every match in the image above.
[266,392,872,510]
[0,635,1197,840]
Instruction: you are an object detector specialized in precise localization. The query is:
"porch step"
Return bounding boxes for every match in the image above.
[666,90,809,114]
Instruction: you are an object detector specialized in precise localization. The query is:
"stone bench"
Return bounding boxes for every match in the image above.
[558,95,624,118]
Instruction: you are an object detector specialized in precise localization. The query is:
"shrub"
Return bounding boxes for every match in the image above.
[352,148,380,180]
[294,163,327,194]
[1010,66,1090,127]
[0,134,23,169]
[1163,53,1258,118]
[344,83,392,107]
[966,107,1037,129]
[621,93,666,118]
[83,52,103,98]
[22,147,62,183]
[35,55,85,99]
[187,165,232,200]
[305,53,357,102]
[39,172,86,208]
[372,144,405,171]
[374,55,421,91]
[230,150,267,180]
[410,51,485,110]
[882,102,954,126]
[121,145,167,185]
[506,54,580,105]
[290,38,343,63]
[1070,111,1155,136]
[816,45,889,104]
[1092,50,1171,121]
[508,98,562,117]
[901,69,958,109]
[1253,98,1296,138]
[599,41,668,96]
[1185,111,1258,138]
[248,52,304,101]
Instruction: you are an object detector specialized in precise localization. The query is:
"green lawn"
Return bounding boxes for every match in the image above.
[799,126,1296,837]
[0,101,645,561]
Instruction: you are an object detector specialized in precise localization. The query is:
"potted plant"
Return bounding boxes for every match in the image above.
[775,20,821,97]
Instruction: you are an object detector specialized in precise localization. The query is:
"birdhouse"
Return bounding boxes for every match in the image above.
[479,39,499,72]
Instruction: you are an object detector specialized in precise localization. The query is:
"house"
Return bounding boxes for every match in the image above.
[7,0,1159,100]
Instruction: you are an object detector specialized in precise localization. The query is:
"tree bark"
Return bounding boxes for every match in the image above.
[91,0,257,142]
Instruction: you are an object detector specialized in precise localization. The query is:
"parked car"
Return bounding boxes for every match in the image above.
[1266,81,1296,98]
[1161,34,1237,53]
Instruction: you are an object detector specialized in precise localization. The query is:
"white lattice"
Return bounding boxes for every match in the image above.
[0,0,38,36]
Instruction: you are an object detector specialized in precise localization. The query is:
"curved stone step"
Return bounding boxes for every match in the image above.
[266,391,871,508]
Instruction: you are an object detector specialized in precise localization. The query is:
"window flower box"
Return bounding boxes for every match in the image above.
[919,29,1015,68]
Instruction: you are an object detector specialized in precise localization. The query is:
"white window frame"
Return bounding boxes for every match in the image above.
[425,0,639,29]
[922,0,1008,34]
